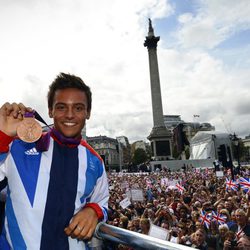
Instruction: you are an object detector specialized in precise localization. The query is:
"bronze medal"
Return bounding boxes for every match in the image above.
[17,116,42,143]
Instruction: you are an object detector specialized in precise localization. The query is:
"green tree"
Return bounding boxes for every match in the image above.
[132,148,148,165]
[185,146,190,159]
[172,145,180,159]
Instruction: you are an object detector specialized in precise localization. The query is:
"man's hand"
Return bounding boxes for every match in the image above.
[0,102,32,136]
[223,239,232,250]
[64,207,98,241]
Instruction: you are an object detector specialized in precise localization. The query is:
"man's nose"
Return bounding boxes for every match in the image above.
[65,107,74,118]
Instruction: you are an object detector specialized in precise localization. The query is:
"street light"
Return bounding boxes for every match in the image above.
[118,141,123,172]
[232,133,241,174]
[105,152,110,173]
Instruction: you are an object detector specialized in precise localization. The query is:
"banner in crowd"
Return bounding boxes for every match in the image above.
[120,197,131,209]
[148,224,169,240]
[216,171,224,177]
[130,189,144,202]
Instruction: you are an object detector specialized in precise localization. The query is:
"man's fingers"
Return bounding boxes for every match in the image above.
[18,103,29,115]
[65,221,95,240]
[64,221,78,236]
[78,225,95,240]
[70,226,82,239]
[78,216,97,240]
[1,102,32,118]
[1,102,13,116]
[17,112,23,120]
[65,207,98,240]
[10,103,22,118]
[65,224,86,239]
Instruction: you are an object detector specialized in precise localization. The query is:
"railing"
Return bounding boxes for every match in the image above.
[92,222,196,250]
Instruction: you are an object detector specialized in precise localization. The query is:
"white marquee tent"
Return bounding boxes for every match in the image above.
[189,131,232,160]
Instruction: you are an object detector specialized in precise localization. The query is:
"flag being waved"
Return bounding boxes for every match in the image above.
[225,178,238,192]
[211,211,227,225]
[239,177,250,193]
[199,210,211,229]
[176,183,185,194]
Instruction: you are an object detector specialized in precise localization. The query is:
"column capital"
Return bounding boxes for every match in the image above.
[144,36,160,49]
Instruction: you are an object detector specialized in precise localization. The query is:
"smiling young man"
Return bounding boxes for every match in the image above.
[0,73,109,249]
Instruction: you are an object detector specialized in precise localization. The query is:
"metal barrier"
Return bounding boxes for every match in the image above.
[94,222,196,250]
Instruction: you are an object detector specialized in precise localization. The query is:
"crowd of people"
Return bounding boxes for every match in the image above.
[105,166,250,250]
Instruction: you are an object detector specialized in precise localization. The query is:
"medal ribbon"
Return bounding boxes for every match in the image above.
[33,110,51,129]
[24,110,52,130]
[24,112,34,118]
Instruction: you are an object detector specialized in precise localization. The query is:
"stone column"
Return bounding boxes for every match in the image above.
[144,19,172,160]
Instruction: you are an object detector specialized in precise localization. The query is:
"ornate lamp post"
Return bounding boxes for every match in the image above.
[105,152,110,173]
[232,133,241,174]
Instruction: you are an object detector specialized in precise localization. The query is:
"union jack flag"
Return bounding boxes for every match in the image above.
[225,178,238,191]
[176,183,185,194]
[199,210,211,229]
[211,211,227,225]
[239,177,250,193]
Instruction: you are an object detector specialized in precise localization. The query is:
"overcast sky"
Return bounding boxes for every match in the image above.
[0,0,249,143]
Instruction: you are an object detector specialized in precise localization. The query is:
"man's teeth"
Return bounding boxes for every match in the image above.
[64,122,76,126]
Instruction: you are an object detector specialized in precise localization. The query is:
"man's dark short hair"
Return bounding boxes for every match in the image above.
[47,72,92,112]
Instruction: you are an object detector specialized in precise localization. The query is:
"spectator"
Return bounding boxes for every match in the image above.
[217,224,229,249]
[230,208,250,237]
[223,230,236,250]
[191,229,208,249]
[139,218,150,235]
[119,216,129,229]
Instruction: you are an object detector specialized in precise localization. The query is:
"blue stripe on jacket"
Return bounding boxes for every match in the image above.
[40,141,79,250]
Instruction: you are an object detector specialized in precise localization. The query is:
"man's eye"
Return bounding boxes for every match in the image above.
[56,105,66,110]
[75,106,84,112]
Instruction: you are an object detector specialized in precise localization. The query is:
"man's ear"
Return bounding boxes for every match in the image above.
[86,111,91,120]
[48,109,53,118]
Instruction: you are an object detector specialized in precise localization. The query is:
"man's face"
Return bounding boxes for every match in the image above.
[153,200,159,206]
[133,218,139,226]
[225,201,232,210]
[49,88,90,138]
[217,204,223,212]
[236,212,247,226]
[219,227,228,237]
[195,231,205,245]
[166,197,172,205]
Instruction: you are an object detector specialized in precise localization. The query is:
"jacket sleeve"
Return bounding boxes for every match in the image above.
[0,130,14,181]
[87,160,109,222]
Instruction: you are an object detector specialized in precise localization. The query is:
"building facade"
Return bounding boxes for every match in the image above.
[242,135,250,162]
[116,136,132,168]
[86,136,120,171]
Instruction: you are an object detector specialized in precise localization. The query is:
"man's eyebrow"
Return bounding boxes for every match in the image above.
[55,102,65,105]
[54,102,85,105]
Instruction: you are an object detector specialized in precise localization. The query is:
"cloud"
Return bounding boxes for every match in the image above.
[156,40,250,136]
[175,0,250,49]
[87,111,152,142]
